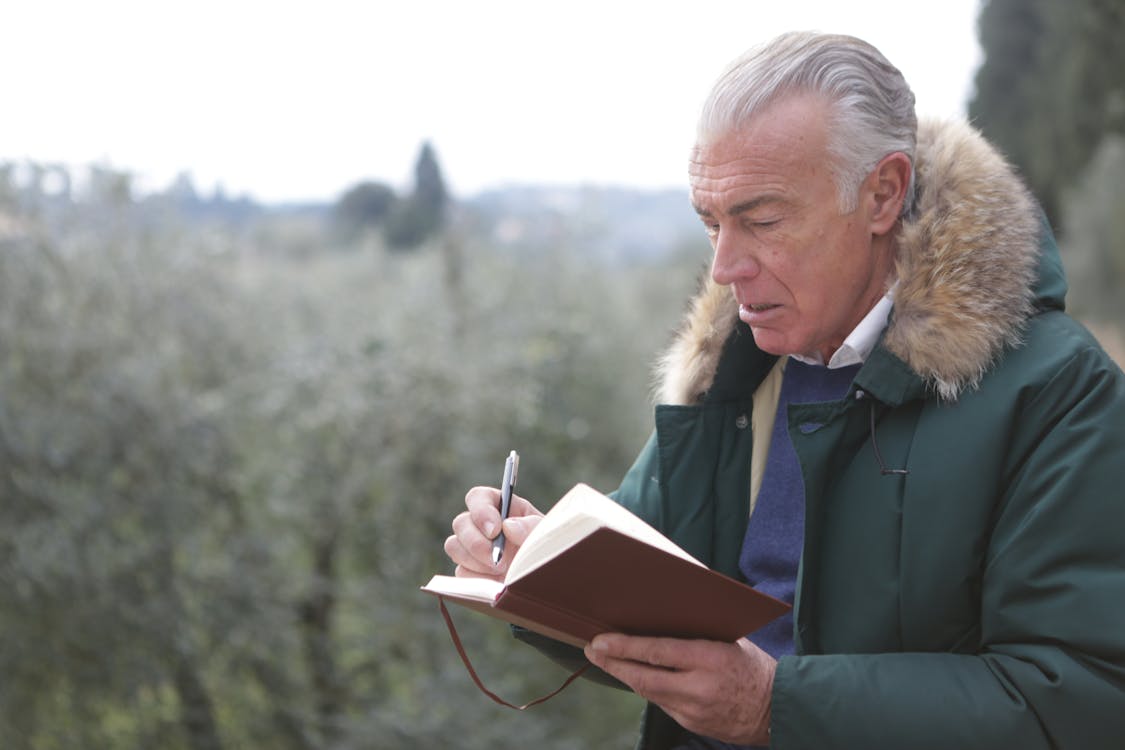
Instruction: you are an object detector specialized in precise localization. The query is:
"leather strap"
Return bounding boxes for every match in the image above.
[438,596,590,709]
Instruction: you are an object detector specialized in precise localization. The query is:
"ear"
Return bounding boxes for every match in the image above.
[866,152,912,236]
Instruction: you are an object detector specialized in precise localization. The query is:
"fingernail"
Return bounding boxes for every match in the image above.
[483,521,497,538]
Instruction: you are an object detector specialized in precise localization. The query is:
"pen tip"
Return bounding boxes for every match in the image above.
[492,547,502,565]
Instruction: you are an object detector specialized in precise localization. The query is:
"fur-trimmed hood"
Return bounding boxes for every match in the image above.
[657,118,1046,404]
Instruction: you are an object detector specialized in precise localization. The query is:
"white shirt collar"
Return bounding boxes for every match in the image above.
[789,288,895,369]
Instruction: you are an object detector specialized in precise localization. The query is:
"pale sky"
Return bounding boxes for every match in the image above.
[3,0,982,204]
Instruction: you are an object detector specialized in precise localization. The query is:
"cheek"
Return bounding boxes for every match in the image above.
[758,234,799,274]
[808,226,863,282]
[765,239,816,296]
[783,260,839,326]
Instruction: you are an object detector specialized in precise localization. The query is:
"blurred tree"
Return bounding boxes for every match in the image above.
[85,164,135,208]
[0,163,14,209]
[969,0,1044,186]
[413,141,448,224]
[970,0,1125,224]
[332,180,397,238]
[168,171,201,205]
[384,141,449,250]
[971,0,1125,325]
[382,197,430,249]
[1060,134,1125,321]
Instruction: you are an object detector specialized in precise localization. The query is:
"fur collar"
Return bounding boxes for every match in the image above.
[657,118,1042,404]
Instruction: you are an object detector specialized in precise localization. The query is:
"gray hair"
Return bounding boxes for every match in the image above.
[697,32,917,215]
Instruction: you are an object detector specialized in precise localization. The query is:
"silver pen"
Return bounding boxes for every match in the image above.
[491,450,520,565]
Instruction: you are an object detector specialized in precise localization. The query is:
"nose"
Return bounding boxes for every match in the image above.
[710,230,760,286]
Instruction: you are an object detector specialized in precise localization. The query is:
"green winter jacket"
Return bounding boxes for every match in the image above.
[520,119,1125,749]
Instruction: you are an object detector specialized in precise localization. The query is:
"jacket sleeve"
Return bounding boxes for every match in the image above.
[511,430,666,691]
[770,341,1125,749]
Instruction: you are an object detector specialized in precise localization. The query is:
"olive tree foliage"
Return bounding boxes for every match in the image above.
[0,207,264,749]
[0,164,705,748]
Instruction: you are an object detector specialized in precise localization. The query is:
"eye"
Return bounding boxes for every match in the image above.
[747,218,780,231]
[697,217,719,239]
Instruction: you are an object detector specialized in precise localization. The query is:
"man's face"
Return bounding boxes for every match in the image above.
[689,94,895,362]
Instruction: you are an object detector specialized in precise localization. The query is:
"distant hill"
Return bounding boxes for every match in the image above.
[2,161,707,264]
[464,184,702,263]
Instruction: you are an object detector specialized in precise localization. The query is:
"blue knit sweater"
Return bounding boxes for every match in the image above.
[681,359,860,750]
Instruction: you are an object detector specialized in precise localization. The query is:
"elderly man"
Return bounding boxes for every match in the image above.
[445,32,1125,749]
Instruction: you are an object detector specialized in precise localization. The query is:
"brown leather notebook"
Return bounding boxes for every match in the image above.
[422,484,790,649]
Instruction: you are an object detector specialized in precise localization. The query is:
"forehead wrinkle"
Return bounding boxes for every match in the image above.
[690,162,793,216]
[690,101,826,213]
[689,151,797,210]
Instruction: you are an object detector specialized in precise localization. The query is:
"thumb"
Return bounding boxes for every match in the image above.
[502,516,541,546]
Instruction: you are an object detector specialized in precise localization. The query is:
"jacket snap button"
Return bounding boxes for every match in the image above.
[735,414,749,429]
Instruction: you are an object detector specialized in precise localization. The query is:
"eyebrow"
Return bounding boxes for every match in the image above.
[692,195,784,219]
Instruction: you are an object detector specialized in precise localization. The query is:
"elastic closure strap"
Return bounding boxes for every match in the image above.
[856,389,909,476]
[437,596,590,710]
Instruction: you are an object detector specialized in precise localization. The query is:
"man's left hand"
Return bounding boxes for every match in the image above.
[584,633,775,745]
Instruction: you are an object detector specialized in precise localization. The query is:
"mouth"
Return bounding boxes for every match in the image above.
[738,302,782,324]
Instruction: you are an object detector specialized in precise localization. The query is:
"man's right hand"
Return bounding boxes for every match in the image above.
[444,486,544,581]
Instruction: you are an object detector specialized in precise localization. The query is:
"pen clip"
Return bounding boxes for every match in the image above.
[506,450,519,488]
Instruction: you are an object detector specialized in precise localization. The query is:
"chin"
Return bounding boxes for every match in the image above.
[748,329,793,357]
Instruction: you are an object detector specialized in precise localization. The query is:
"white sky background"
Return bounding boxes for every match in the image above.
[3,0,982,204]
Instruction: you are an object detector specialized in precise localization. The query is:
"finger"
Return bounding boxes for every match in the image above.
[587,633,709,671]
[584,641,684,705]
[500,515,542,546]
[585,638,735,731]
[506,494,541,519]
[456,488,545,574]
[466,487,542,533]
[465,486,503,539]
[451,509,498,571]
[453,563,506,582]
[444,533,502,579]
